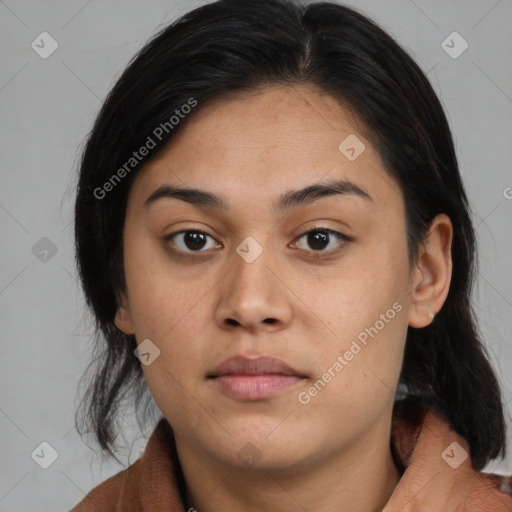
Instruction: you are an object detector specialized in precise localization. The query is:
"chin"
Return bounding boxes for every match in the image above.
[203,424,318,471]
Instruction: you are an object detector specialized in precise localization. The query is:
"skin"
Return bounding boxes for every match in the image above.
[114,84,453,512]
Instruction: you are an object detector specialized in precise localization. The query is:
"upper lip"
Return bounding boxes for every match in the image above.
[208,355,306,378]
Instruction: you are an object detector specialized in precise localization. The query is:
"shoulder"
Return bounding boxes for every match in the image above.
[69,463,136,511]
[69,418,184,512]
[387,403,512,511]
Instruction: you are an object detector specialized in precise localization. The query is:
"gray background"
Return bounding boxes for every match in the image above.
[1,0,511,510]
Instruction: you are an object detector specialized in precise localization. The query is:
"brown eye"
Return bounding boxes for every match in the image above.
[294,227,350,253]
[165,230,220,253]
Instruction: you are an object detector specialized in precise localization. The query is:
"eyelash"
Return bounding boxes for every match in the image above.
[164,226,352,259]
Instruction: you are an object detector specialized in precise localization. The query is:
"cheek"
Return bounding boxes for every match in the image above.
[127,276,209,377]
[142,361,208,440]
[122,228,204,336]
[297,307,407,444]
[129,285,211,434]
[122,247,211,404]
[304,241,410,409]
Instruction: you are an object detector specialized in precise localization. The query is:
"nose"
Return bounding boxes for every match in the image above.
[214,240,294,333]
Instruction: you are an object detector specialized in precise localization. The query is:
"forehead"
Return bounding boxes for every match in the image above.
[128,85,403,214]
[168,84,363,151]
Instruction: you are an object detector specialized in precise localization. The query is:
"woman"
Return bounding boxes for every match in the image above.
[71,0,512,510]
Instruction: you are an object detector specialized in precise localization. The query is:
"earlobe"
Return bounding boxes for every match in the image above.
[114,297,135,335]
[407,214,453,329]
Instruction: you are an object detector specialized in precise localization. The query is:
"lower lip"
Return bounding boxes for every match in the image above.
[209,374,304,400]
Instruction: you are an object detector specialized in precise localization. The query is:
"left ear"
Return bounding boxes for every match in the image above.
[114,291,135,335]
[407,213,453,328]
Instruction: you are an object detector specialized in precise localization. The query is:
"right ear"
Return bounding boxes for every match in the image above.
[114,293,135,335]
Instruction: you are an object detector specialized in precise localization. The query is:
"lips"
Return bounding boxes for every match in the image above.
[208,355,305,378]
[207,355,307,401]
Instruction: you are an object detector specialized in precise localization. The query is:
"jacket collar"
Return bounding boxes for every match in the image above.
[71,405,512,511]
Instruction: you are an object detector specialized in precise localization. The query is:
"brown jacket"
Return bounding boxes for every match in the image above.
[71,407,512,511]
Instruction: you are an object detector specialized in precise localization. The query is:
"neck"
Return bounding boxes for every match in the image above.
[173,413,401,512]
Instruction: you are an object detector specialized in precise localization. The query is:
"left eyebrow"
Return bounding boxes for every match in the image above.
[143,178,373,212]
[277,178,373,213]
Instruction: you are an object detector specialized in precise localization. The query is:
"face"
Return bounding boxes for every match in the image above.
[115,84,423,472]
